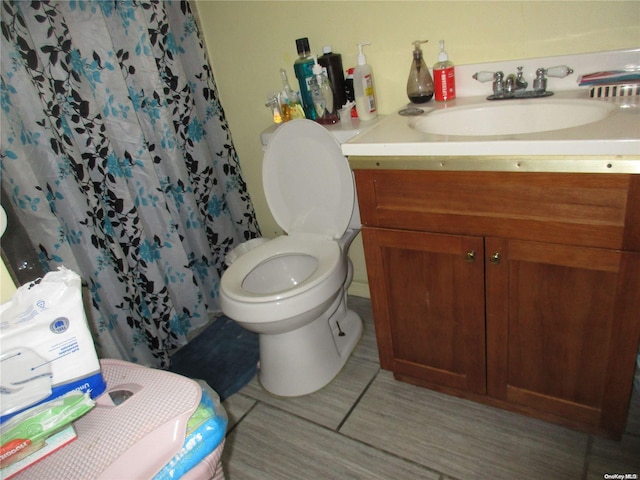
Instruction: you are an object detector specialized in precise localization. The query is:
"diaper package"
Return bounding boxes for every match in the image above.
[0,267,106,423]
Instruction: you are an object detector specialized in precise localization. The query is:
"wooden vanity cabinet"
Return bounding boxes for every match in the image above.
[354,169,640,438]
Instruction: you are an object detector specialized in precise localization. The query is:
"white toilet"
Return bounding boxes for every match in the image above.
[219,119,364,397]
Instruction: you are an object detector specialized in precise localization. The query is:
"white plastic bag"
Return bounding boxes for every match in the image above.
[0,267,106,423]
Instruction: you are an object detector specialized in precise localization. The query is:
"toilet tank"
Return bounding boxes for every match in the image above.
[260,117,383,150]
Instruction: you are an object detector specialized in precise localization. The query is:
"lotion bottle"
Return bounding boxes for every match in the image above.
[406,40,434,104]
[353,42,377,121]
[433,40,456,101]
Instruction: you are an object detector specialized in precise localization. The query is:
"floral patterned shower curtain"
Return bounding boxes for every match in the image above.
[0,0,260,367]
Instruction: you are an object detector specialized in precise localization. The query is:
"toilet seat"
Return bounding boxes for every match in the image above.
[221,234,341,304]
[263,120,355,239]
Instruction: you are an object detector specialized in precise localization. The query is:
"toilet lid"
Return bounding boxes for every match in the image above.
[263,120,355,238]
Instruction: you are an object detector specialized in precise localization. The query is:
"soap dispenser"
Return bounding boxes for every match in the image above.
[433,40,456,101]
[406,40,434,104]
[310,56,338,125]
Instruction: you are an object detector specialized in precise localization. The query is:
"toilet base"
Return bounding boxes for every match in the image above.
[257,293,363,397]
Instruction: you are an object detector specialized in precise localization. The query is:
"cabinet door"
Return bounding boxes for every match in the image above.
[486,237,640,433]
[362,227,486,394]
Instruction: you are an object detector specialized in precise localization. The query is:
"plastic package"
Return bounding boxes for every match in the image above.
[152,382,227,480]
[0,391,94,468]
[0,267,106,424]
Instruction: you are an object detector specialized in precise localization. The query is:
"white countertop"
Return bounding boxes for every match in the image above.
[341,90,640,158]
[341,48,640,171]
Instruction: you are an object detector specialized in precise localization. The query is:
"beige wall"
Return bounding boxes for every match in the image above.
[195,0,639,296]
[0,260,16,304]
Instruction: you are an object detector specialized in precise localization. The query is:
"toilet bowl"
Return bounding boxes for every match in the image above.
[219,119,364,397]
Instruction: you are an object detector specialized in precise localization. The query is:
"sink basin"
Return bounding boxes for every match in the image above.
[409,99,616,137]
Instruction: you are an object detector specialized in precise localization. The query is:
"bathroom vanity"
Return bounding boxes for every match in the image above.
[342,49,640,439]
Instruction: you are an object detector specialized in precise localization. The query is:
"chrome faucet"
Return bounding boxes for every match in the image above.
[533,65,574,93]
[507,66,528,92]
[473,65,573,100]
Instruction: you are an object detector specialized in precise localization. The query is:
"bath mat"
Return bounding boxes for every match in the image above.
[169,315,259,401]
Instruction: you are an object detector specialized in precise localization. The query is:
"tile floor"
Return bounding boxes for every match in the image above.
[221,296,640,480]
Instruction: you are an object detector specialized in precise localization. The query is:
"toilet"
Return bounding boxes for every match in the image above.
[219,119,364,397]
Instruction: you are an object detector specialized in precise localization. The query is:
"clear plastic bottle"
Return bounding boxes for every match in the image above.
[293,37,316,120]
[406,40,434,104]
[433,40,456,102]
[279,68,305,120]
[353,42,377,121]
[265,94,283,124]
[310,57,338,124]
[318,46,346,113]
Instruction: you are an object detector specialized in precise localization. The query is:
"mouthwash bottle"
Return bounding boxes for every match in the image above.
[293,38,316,120]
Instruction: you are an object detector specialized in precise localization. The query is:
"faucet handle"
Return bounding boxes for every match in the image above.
[472,71,497,83]
[544,65,574,78]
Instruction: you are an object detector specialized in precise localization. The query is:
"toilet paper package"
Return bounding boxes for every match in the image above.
[0,267,106,424]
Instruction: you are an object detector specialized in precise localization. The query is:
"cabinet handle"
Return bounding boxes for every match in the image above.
[465,250,476,263]
[490,252,501,265]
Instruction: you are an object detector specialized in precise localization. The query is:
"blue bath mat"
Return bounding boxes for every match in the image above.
[169,315,259,401]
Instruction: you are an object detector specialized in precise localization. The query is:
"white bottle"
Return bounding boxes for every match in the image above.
[353,42,377,121]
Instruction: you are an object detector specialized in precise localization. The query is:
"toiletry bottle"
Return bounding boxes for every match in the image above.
[406,40,434,104]
[310,56,339,125]
[344,67,358,118]
[293,37,317,120]
[433,40,456,102]
[353,42,377,121]
[280,68,305,120]
[318,46,346,113]
[265,94,283,124]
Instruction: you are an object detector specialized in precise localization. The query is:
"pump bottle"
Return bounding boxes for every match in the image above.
[353,42,377,121]
[433,40,456,101]
[406,40,434,104]
[293,37,317,120]
[318,46,346,113]
[310,56,338,124]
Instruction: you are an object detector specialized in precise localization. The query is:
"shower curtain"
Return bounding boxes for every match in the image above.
[0,1,260,367]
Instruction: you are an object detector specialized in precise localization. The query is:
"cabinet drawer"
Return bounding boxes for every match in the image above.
[354,170,639,250]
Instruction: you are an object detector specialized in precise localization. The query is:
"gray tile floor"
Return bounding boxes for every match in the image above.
[221,296,640,480]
